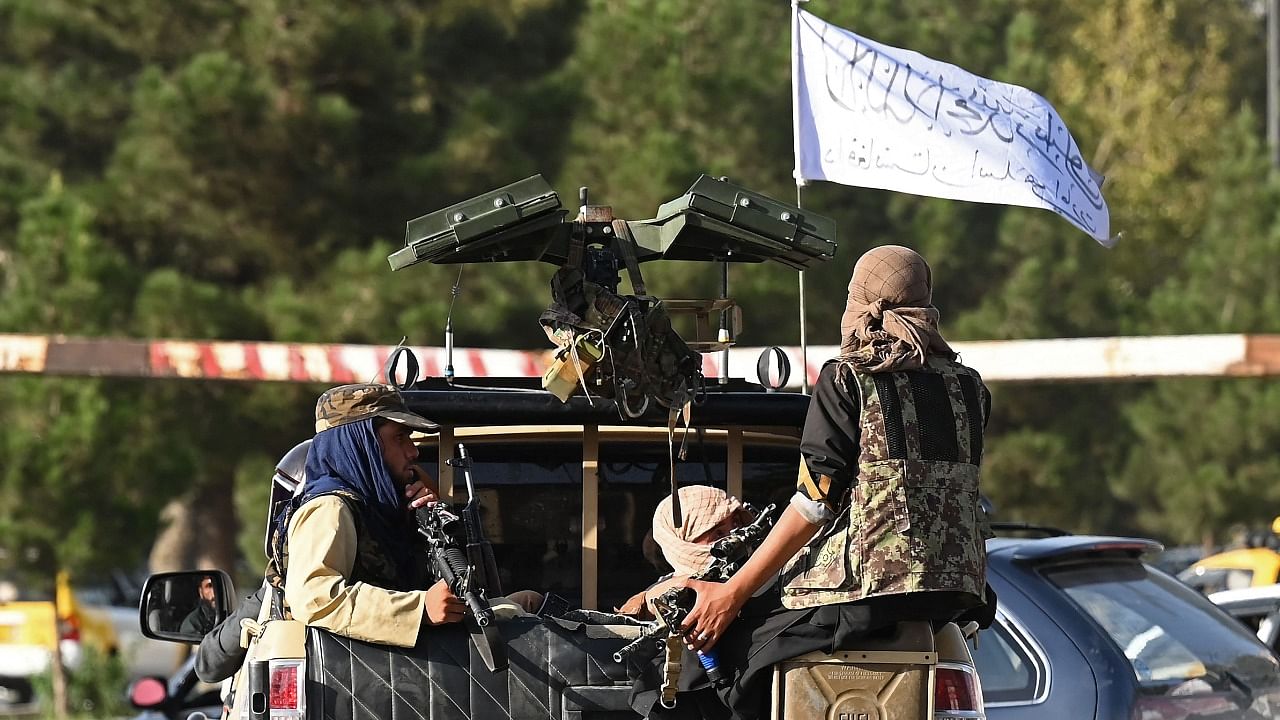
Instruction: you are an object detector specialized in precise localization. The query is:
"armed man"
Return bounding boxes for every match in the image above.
[676,245,996,720]
[274,384,466,644]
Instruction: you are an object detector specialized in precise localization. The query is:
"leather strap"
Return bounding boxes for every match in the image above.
[659,634,683,709]
[667,407,682,528]
[567,226,585,269]
[612,220,647,296]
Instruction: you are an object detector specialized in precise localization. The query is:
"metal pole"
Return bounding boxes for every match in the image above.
[1270,0,1279,168]
[719,259,730,385]
[796,185,810,395]
[798,270,809,394]
[792,0,811,395]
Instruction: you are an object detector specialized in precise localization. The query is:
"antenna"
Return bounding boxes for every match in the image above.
[444,266,463,385]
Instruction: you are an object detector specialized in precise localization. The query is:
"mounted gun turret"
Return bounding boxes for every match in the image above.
[387,174,836,419]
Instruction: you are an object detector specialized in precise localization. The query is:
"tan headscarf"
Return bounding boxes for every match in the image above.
[839,245,955,373]
[651,486,745,576]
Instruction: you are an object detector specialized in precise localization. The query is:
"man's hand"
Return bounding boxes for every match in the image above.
[425,579,465,625]
[405,466,439,509]
[678,578,749,653]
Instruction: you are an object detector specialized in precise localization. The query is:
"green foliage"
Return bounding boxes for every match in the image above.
[1111,109,1280,543]
[0,176,133,334]
[1118,379,1280,543]
[0,0,1277,575]
[30,645,129,719]
[234,452,275,578]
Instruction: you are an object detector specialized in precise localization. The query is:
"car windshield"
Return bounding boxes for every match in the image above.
[1047,562,1280,695]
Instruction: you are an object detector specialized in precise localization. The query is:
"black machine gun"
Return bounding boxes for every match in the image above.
[613,502,777,684]
[414,444,507,672]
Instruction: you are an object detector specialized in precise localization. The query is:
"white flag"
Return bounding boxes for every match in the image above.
[792,9,1113,246]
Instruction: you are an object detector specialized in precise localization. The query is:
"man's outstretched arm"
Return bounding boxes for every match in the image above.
[678,504,820,652]
[195,583,267,683]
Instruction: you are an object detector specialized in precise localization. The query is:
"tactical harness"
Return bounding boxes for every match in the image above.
[540,219,703,418]
[540,219,704,526]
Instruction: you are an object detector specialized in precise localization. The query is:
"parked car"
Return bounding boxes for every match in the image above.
[1208,584,1280,654]
[975,531,1280,719]
[0,569,187,710]
[1179,547,1280,594]
[1150,545,1207,577]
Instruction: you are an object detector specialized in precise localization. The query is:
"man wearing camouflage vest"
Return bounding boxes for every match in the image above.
[676,246,994,720]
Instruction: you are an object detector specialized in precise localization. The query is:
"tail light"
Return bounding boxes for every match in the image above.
[269,661,302,711]
[247,659,305,720]
[57,614,81,642]
[934,662,985,719]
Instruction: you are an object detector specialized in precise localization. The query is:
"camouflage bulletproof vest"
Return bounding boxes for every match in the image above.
[782,356,990,610]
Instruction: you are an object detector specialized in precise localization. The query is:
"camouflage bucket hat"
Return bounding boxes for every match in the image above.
[314,383,439,434]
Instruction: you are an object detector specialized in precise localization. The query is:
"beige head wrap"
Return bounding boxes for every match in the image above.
[652,486,744,576]
[839,245,955,373]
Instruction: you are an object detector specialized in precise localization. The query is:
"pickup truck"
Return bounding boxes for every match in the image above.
[134,175,985,720]
[135,378,984,720]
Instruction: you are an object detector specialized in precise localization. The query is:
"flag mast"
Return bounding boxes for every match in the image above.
[792,0,810,394]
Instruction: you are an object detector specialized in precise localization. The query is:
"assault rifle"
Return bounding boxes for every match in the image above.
[613,502,777,705]
[414,444,507,672]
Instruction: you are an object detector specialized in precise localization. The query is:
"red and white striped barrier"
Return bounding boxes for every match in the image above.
[2,333,1278,386]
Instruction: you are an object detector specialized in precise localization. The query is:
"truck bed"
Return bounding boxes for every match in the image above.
[306,616,642,720]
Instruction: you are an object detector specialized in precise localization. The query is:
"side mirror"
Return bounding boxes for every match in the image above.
[139,570,234,644]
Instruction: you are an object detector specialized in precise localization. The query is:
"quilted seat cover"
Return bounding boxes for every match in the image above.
[305,617,641,720]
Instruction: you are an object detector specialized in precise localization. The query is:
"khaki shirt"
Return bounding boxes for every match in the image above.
[284,495,427,647]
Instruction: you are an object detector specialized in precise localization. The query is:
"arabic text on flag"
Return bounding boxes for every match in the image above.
[793,9,1112,246]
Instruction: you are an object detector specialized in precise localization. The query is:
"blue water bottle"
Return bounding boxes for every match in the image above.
[698,648,728,688]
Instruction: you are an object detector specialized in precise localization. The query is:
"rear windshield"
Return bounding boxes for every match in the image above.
[1046,562,1280,695]
[451,438,797,611]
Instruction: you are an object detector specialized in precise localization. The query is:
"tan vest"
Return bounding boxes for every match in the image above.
[782,356,990,609]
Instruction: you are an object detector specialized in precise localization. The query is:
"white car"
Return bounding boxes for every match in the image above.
[1209,584,1280,653]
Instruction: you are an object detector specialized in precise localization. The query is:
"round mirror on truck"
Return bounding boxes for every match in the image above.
[756,347,791,391]
[138,569,235,644]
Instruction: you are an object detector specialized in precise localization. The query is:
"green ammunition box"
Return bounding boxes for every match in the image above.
[389,175,568,270]
[628,175,837,270]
